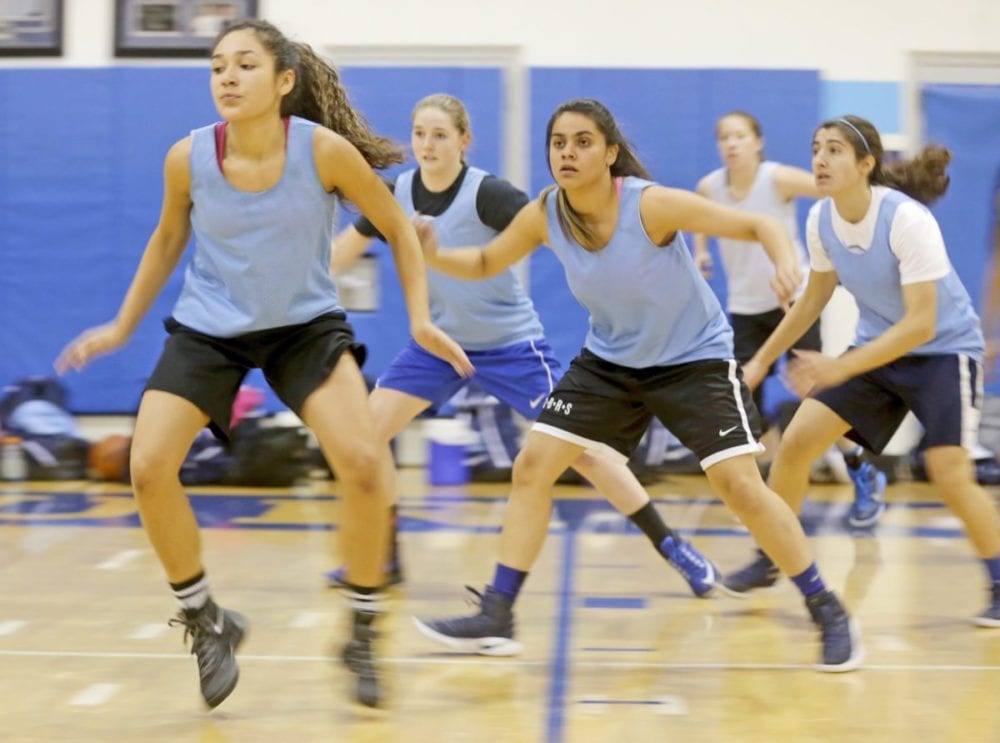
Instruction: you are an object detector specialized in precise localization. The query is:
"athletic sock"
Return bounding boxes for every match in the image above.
[790,562,827,598]
[491,562,528,601]
[170,571,210,614]
[984,555,1000,584]
[627,501,675,549]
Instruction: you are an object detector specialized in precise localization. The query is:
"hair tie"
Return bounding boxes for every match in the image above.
[837,118,871,154]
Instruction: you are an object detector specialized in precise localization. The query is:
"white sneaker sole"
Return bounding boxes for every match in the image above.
[815,618,864,673]
[973,614,1000,628]
[412,616,522,656]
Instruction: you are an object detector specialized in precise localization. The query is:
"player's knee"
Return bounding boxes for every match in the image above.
[924,452,975,493]
[333,443,381,493]
[511,445,552,489]
[725,474,768,513]
[776,426,818,461]
[129,446,175,491]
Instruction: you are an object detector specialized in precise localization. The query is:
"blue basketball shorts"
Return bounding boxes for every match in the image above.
[813,352,983,454]
[376,337,563,419]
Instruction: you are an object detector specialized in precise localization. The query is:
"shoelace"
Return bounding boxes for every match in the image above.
[673,541,707,572]
[168,614,224,672]
[462,585,485,608]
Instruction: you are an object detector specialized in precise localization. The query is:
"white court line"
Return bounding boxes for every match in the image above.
[95,549,145,570]
[1,649,999,672]
[128,623,169,640]
[69,683,120,706]
[0,620,27,636]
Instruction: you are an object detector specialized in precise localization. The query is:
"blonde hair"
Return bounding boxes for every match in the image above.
[412,93,471,136]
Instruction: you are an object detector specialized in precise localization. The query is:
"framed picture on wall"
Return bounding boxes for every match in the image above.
[114,0,258,57]
[0,0,63,56]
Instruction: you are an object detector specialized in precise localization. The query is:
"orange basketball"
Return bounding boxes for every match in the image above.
[88,434,131,482]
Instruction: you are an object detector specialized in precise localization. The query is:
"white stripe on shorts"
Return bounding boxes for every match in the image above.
[699,359,764,470]
[529,422,630,465]
[959,354,982,453]
[529,339,557,396]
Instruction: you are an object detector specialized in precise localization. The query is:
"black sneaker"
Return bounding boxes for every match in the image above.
[806,590,863,672]
[413,586,521,656]
[342,608,381,707]
[974,581,1000,628]
[722,550,780,594]
[168,599,247,708]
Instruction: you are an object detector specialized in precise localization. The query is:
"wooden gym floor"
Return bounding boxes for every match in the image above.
[1,469,999,742]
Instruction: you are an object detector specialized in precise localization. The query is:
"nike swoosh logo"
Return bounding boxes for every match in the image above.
[718,426,739,436]
[529,394,546,409]
[212,607,225,635]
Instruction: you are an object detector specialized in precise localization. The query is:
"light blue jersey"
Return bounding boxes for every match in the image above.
[394,167,543,350]
[174,116,341,337]
[818,189,984,362]
[544,177,733,368]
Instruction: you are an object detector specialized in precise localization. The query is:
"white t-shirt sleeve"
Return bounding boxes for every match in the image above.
[889,202,951,284]
[806,203,835,272]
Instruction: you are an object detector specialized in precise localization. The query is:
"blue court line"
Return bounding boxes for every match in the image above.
[581,597,647,610]
[546,520,578,743]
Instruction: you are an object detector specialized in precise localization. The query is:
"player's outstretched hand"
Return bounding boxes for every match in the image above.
[769,260,803,308]
[55,321,128,375]
[411,321,475,378]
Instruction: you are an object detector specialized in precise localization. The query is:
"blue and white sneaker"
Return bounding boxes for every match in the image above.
[805,590,864,672]
[413,586,521,656]
[659,535,728,598]
[846,461,887,528]
[974,581,1000,628]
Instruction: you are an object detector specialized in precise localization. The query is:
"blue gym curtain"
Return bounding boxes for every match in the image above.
[922,84,1000,391]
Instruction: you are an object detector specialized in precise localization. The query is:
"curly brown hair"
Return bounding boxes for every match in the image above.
[817,115,951,205]
[212,20,403,171]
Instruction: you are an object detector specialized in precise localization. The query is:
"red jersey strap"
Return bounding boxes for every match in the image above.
[213,117,291,173]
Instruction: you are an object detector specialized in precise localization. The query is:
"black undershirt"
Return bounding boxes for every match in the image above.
[354,165,529,240]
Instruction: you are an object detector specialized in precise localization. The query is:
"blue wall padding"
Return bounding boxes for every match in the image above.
[0,67,217,413]
[528,68,819,418]
[922,84,1000,390]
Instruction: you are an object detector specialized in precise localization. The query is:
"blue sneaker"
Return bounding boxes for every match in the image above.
[974,581,1000,628]
[846,461,887,528]
[659,535,725,598]
[327,558,404,589]
[805,590,864,672]
[413,586,521,656]
[723,550,780,595]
